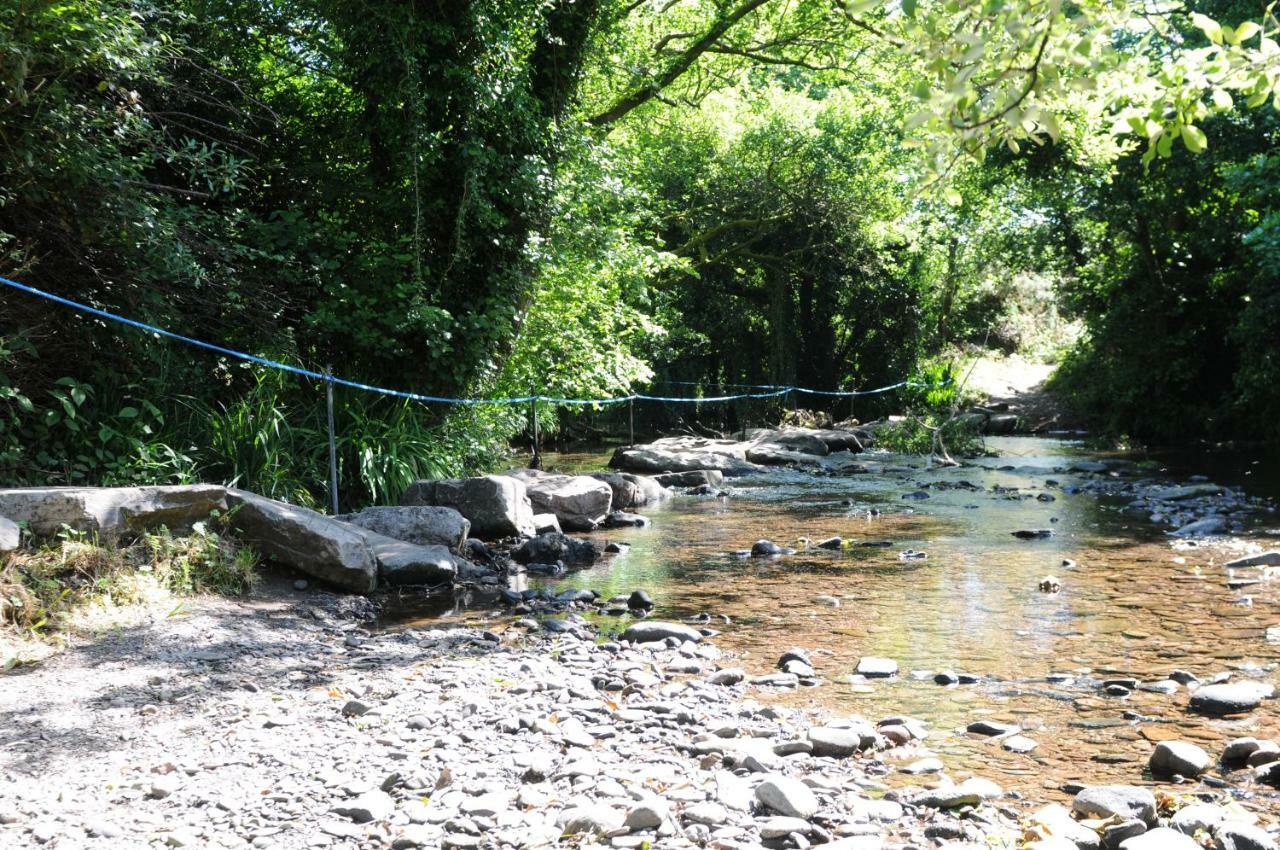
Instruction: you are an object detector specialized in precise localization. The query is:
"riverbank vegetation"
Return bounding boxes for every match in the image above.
[2,0,1278,502]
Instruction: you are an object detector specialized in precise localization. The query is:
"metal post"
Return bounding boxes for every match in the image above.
[628,397,635,447]
[529,391,542,470]
[325,367,339,514]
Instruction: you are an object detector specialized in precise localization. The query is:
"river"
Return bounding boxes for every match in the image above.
[389,436,1280,800]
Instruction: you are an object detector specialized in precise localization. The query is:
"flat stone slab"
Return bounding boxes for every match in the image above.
[1188,682,1275,715]
[1224,551,1280,568]
[0,485,228,541]
[228,489,377,593]
[856,657,898,678]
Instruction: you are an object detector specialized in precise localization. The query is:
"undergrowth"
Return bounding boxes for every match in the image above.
[874,415,987,457]
[0,521,257,637]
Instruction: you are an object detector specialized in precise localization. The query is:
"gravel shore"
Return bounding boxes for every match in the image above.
[1,573,1276,850]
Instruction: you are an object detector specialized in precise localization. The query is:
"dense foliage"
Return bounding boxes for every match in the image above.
[1,0,1278,503]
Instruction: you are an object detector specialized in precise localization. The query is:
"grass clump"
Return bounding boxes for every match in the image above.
[1,520,256,635]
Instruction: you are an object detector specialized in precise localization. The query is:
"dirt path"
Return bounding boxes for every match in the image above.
[962,352,1075,431]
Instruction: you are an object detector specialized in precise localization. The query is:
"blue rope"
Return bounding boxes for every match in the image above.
[1,275,929,405]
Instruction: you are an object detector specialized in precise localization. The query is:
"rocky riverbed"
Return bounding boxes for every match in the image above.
[4,435,1280,849]
[1,570,1278,850]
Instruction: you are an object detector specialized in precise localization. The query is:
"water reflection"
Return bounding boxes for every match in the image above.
[389,437,1280,798]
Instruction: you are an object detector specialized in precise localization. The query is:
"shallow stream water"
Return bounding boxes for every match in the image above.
[390,437,1280,800]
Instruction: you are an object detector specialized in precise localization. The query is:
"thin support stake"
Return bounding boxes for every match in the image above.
[628,397,635,447]
[326,368,339,514]
[530,391,542,470]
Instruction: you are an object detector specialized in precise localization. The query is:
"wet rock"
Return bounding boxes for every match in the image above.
[855,657,898,678]
[1188,682,1275,715]
[1216,823,1279,850]
[1149,483,1225,501]
[1012,529,1054,539]
[338,505,470,550]
[754,775,818,818]
[627,590,654,611]
[1254,761,1280,785]
[621,621,702,644]
[503,470,613,531]
[624,796,668,831]
[1104,819,1148,848]
[914,777,1001,808]
[1072,786,1157,826]
[1171,516,1228,537]
[1246,742,1280,767]
[807,724,875,757]
[333,790,395,823]
[708,668,745,686]
[816,536,843,549]
[512,532,600,566]
[1223,738,1264,765]
[1149,741,1210,778]
[1118,827,1200,849]
[401,475,536,539]
[604,510,650,529]
[1039,575,1061,592]
[1170,803,1228,836]
[1224,552,1280,568]
[967,720,1019,737]
[364,535,461,586]
[1002,735,1039,753]
[751,539,789,556]
[901,490,929,500]
[587,471,671,510]
[610,445,762,477]
[227,490,377,593]
[532,513,561,535]
[652,470,725,489]
[901,758,943,775]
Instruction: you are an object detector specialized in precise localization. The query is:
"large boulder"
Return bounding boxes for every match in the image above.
[586,472,671,510]
[0,516,18,554]
[511,532,601,566]
[746,429,830,457]
[226,490,377,593]
[400,476,535,539]
[808,428,869,453]
[356,531,459,586]
[338,506,469,551]
[0,485,228,542]
[609,447,761,477]
[503,470,613,531]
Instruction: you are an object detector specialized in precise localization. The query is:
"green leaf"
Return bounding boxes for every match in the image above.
[117,406,139,419]
[1190,13,1223,44]
[1182,124,1207,153]
[1233,21,1261,42]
